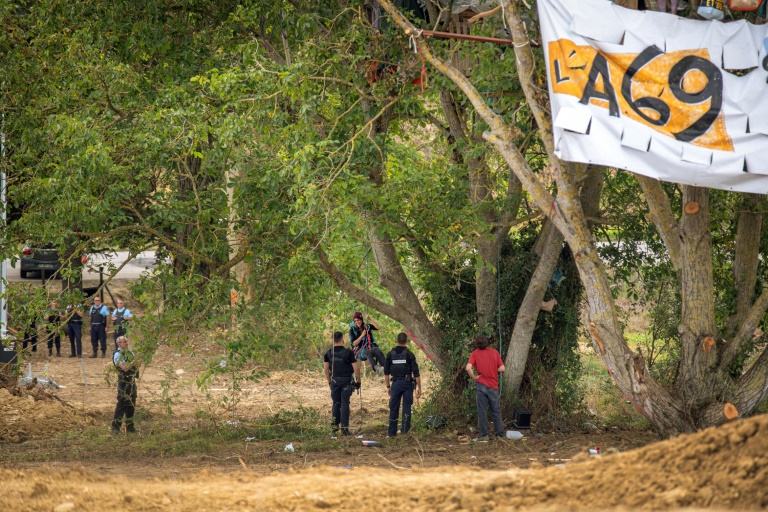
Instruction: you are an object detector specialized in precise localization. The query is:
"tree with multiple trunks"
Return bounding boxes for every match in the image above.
[380,0,768,435]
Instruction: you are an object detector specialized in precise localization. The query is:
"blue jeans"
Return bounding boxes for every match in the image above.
[388,379,414,437]
[475,382,504,437]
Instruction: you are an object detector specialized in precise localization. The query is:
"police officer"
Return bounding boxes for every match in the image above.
[384,332,421,438]
[111,299,133,344]
[111,336,138,433]
[89,297,110,358]
[323,331,361,436]
[21,318,38,353]
[45,301,62,357]
[66,302,84,358]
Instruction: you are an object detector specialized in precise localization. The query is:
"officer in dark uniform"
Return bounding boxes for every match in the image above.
[89,297,110,358]
[112,336,138,433]
[384,332,422,438]
[323,331,361,436]
[45,301,62,357]
[21,319,38,353]
[66,303,84,358]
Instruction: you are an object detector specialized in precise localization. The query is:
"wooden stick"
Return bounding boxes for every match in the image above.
[405,28,539,48]
[468,6,501,23]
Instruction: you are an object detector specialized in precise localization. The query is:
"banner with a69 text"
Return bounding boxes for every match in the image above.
[539,0,768,192]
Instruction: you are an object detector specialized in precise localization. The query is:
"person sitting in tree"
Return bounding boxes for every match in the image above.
[349,311,386,376]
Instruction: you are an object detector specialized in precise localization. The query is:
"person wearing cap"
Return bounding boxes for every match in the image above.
[88,297,110,358]
[112,336,139,433]
[111,299,133,344]
[466,334,506,442]
[349,311,386,375]
[384,332,421,437]
[323,331,361,436]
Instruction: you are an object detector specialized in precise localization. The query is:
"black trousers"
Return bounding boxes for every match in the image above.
[22,332,38,352]
[68,323,83,356]
[330,377,354,433]
[47,332,61,353]
[90,324,107,352]
[114,326,126,343]
[112,372,137,430]
[359,346,386,371]
[388,379,414,437]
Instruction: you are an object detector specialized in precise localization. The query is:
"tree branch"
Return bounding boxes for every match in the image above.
[635,175,683,273]
[315,245,403,321]
[721,289,768,370]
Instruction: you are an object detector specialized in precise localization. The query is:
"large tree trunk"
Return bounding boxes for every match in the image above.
[504,165,602,395]
[504,220,563,394]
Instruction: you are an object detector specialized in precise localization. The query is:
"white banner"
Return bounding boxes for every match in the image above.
[538,0,768,193]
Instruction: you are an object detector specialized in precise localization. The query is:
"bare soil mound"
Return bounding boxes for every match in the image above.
[1,415,766,511]
[0,387,93,443]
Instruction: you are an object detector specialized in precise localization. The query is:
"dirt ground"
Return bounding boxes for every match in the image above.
[0,295,766,510]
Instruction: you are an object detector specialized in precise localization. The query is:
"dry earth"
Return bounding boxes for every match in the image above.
[0,309,765,510]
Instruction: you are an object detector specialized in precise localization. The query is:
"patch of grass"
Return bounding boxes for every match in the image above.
[580,346,650,430]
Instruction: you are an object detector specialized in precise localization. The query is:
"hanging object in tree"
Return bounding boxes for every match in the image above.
[549,269,565,288]
[540,298,558,312]
[728,0,764,10]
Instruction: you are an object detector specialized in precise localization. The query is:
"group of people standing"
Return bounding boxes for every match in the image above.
[20,297,133,359]
[323,311,422,438]
[324,312,506,442]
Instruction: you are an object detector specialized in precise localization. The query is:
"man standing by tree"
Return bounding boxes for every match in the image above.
[112,336,139,433]
[384,332,421,438]
[323,331,361,436]
[466,334,506,442]
[349,311,386,375]
[89,297,110,358]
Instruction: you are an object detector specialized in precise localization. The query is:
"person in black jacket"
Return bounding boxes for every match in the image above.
[323,331,361,436]
[349,311,386,375]
[384,332,422,437]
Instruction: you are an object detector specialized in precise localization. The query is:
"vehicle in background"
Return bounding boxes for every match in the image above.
[20,245,61,279]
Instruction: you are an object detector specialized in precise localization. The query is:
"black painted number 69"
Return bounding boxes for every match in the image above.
[622,46,723,143]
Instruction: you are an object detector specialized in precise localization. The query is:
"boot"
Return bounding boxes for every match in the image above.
[101,350,107,358]
[56,350,61,357]
[48,349,53,357]
[89,352,98,358]
[69,353,77,358]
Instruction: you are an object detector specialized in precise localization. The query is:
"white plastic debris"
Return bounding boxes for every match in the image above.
[506,430,524,440]
[285,443,295,453]
[219,360,227,368]
[245,437,256,442]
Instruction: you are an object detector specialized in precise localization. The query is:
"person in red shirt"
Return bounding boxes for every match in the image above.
[466,334,506,442]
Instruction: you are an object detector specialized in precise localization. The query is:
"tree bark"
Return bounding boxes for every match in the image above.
[635,175,683,273]
[504,220,563,394]
[504,165,603,396]
[726,193,763,338]
[677,186,719,410]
